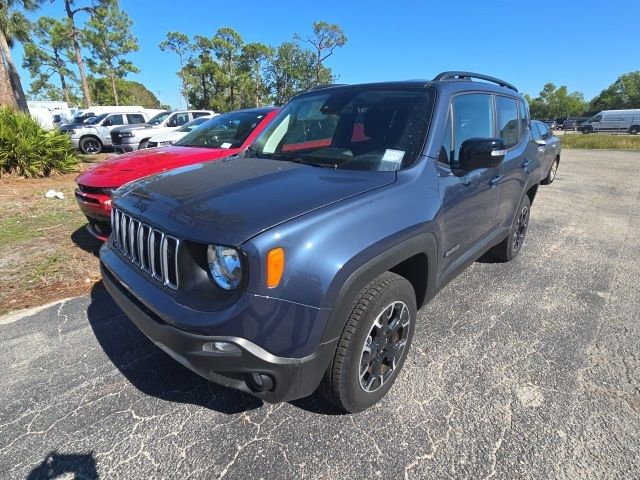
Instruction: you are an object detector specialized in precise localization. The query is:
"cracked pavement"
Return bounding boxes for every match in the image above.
[1,150,639,479]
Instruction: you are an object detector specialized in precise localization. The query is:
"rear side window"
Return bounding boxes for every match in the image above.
[127,114,146,124]
[452,93,493,167]
[496,96,520,148]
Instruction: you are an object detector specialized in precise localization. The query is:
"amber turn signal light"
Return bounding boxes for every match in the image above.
[267,248,285,288]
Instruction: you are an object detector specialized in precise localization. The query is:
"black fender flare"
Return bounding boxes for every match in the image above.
[319,232,438,345]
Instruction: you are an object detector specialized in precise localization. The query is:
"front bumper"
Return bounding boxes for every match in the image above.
[74,189,111,240]
[100,248,336,403]
[114,138,139,153]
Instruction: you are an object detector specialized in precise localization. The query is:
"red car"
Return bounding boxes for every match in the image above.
[75,107,280,240]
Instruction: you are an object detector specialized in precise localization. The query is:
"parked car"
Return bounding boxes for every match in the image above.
[58,106,151,133]
[531,120,561,184]
[110,110,215,153]
[146,115,214,148]
[69,111,150,154]
[562,117,588,131]
[75,107,279,240]
[544,119,558,130]
[580,109,640,134]
[100,72,544,412]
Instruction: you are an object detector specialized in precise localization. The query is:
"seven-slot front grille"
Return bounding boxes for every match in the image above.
[111,207,180,289]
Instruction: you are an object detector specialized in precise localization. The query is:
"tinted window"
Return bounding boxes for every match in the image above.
[538,122,551,140]
[192,111,211,119]
[172,113,190,126]
[531,122,542,141]
[438,106,453,165]
[519,100,528,136]
[452,93,493,166]
[496,96,520,148]
[127,114,146,124]
[148,111,171,125]
[107,114,124,126]
[176,111,267,149]
[252,87,434,171]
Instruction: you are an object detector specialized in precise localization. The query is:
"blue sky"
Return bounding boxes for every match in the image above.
[13,0,640,108]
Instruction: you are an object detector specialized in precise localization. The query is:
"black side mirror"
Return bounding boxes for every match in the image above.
[102,119,112,126]
[459,138,507,170]
[167,118,177,127]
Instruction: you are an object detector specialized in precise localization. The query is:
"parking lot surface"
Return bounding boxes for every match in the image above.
[1,150,639,479]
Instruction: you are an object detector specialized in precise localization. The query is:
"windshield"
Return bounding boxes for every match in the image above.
[250,87,434,171]
[177,116,210,133]
[175,111,268,149]
[147,111,171,125]
[86,114,107,125]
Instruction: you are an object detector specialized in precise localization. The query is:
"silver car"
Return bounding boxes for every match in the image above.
[531,120,561,185]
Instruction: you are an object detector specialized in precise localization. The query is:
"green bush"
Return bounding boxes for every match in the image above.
[0,106,79,178]
[561,133,640,150]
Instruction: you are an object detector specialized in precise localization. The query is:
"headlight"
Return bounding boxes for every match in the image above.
[121,132,135,138]
[68,129,76,134]
[207,245,242,290]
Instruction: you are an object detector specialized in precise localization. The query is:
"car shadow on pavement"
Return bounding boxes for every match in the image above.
[86,282,263,415]
[71,226,102,257]
[27,451,98,480]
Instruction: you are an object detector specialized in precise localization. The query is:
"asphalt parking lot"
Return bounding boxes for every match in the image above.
[1,149,639,479]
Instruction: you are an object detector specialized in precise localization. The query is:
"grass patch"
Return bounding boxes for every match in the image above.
[0,166,104,316]
[561,134,640,150]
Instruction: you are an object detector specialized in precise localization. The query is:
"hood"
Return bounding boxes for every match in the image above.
[113,157,396,245]
[149,130,186,143]
[114,123,157,133]
[76,146,235,188]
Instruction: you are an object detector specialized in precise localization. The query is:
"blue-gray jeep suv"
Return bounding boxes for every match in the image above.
[100,72,543,412]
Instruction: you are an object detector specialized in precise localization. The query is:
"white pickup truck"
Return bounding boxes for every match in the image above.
[110,110,215,153]
[69,111,152,154]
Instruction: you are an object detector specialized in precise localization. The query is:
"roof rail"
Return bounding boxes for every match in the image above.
[432,71,518,92]
[307,83,347,92]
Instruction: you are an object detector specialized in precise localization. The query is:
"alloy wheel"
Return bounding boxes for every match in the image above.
[512,205,529,252]
[359,301,411,393]
[84,139,99,153]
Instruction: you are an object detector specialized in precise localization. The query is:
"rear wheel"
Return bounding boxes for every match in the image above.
[320,272,416,413]
[79,136,102,154]
[489,195,531,262]
[541,157,559,185]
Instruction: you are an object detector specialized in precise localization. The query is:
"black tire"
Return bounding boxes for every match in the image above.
[489,194,531,262]
[138,139,149,149]
[629,126,639,135]
[581,127,591,134]
[541,157,559,185]
[79,136,102,154]
[319,271,417,413]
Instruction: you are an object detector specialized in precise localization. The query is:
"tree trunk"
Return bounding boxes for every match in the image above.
[0,31,28,112]
[110,74,118,105]
[59,72,71,105]
[65,0,92,107]
[0,59,16,108]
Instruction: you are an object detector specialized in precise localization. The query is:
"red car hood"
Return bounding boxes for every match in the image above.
[76,146,235,188]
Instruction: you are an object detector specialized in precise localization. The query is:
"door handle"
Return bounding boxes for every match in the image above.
[489,175,503,188]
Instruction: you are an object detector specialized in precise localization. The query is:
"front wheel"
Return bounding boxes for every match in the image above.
[79,136,102,154]
[320,272,416,413]
[138,139,149,150]
[581,127,591,134]
[629,126,639,135]
[489,195,531,262]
